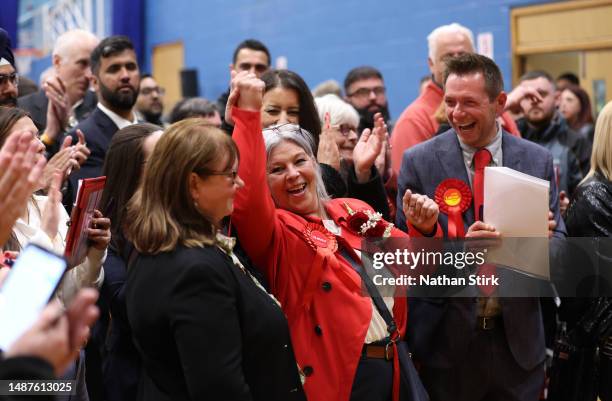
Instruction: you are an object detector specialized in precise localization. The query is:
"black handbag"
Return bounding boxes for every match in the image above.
[340,247,430,401]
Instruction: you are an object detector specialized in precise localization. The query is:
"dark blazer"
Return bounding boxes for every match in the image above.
[126,245,306,401]
[18,90,97,131]
[67,107,118,203]
[395,129,566,371]
[101,243,140,401]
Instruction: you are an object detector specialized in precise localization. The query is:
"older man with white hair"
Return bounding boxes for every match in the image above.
[19,29,99,154]
[390,23,521,174]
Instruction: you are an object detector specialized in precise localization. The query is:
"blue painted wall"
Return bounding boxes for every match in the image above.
[144,0,556,119]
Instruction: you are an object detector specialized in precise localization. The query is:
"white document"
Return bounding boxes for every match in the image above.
[483,167,550,279]
[484,166,549,237]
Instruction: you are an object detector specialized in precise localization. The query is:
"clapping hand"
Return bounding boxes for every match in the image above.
[316,112,341,170]
[0,132,46,245]
[353,113,386,183]
[43,76,70,143]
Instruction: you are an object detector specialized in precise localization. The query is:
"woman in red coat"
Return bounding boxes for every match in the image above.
[228,71,440,401]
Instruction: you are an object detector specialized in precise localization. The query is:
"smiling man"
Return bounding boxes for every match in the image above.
[396,53,565,401]
[68,35,140,200]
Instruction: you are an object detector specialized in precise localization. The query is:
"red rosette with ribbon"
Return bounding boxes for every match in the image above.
[434,178,472,238]
[300,223,338,311]
[302,222,338,252]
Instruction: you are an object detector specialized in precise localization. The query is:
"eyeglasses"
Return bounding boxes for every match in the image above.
[0,73,18,87]
[347,86,386,99]
[208,169,239,182]
[140,86,165,96]
[330,124,356,137]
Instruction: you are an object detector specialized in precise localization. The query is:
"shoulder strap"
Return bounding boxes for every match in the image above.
[337,244,398,336]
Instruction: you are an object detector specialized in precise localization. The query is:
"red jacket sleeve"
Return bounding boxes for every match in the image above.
[231,108,283,288]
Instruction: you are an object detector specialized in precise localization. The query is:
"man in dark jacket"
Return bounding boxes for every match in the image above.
[18,30,99,156]
[515,71,592,197]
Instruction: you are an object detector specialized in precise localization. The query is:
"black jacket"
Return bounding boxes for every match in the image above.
[126,245,305,401]
[0,356,55,401]
[517,113,591,195]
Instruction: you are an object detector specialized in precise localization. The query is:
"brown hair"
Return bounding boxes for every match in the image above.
[443,53,504,101]
[0,107,31,146]
[125,118,238,254]
[563,84,594,128]
[100,123,162,254]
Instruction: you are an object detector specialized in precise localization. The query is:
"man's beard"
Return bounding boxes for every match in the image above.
[0,94,17,107]
[141,109,163,125]
[354,102,391,132]
[99,81,138,112]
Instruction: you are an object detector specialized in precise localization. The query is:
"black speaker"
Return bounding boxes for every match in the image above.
[180,69,200,98]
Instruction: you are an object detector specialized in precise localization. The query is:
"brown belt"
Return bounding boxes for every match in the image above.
[477,315,502,330]
[362,343,394,360]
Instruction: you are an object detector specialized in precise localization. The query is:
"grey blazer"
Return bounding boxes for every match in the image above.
[395,128,566,371]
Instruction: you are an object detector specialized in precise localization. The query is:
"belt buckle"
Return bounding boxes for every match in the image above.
[384,340,394,360]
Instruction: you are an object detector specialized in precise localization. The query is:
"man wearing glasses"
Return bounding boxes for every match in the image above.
[343,66,393,134]
[0,28,18,108]
[135,74,165,126]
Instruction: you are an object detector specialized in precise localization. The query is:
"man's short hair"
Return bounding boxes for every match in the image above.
[169,97,219,124]
[140,73,153,80]
[91,35,135,75]
[519,70,555,87]
[427,23,474,60]
[557,72,580,86]
[232,39,270,66]
[343,66,383,93]
[443,53,504,101]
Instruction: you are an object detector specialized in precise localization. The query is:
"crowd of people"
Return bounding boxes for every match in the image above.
[0,19,610,401]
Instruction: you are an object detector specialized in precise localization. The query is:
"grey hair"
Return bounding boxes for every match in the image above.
[427,23,474,60]
[262,124,331,207]
[52,29,99,59]
[314,94,359,128]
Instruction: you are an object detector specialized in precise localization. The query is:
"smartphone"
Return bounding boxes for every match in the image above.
[0,243,67,351]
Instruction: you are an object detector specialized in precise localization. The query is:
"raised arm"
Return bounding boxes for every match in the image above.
[229,72,284,285]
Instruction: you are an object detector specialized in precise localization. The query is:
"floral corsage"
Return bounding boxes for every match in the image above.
[343,202,394,238]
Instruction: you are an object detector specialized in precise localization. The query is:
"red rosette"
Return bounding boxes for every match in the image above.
[434,178,472,238]
[302,222,338,252]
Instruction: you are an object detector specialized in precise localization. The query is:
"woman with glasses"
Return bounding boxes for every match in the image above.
[261,69,390,218]
[124,118,305,401]
[229,72,439,401]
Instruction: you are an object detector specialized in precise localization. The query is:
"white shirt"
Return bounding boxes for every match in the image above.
[97,102,138,130]
[13,195,106,305]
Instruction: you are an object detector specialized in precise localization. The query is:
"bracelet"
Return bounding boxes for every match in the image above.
[40,132,55,146]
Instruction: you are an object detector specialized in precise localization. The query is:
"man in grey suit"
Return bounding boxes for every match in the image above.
[396,53,565,401]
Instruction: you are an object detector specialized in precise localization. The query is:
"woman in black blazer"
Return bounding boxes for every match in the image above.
[125,118,305,401]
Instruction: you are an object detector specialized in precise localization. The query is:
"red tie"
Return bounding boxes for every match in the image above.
[472,149,495,295]
[473,149,492,221]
